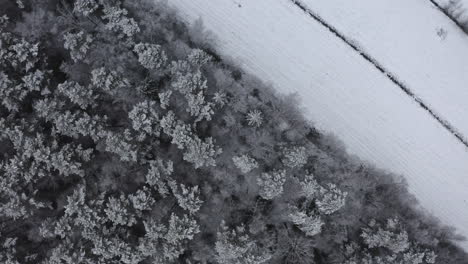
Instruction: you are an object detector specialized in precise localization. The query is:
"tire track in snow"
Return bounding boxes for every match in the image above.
[290,0,468,149]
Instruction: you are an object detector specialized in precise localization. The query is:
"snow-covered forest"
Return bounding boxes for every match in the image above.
[0,0,467,263]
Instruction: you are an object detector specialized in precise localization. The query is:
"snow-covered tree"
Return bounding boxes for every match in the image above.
[46,242,92,264]
[185,91,215,122]
[145,158,173,196]
[187,48,212,67]
[63,185,86,217]
[165,213,200,245]
[0,70,44,112]
[128,187,155,212]
[213,91,227,106]
[6,39,39,71]
[160,111,177,136]
[160,112,221,168]
[344,218,437,264]
[257,170,286,200]
[300,173,321,198]
[168,181,203,214]
[169,53,216,122]
[0,72,24,112]
[49,143,92,177]
[91,67,127,95]
[215,221,271,264]
[282,146,308,168]
[289,210,324,237]
[361,218,410,254]
[104,194,136,226]
[22,69,45,94]
[102,5,140,38]
[104,131,138,162]
[134,43,168,71]
[316,183,347,215]
[140,213,200,262]
[56,81,97,109]
[128,100,160,141]
[50,110,106,141]
[232,154,259,174]
[92,236,143,264]
[158,90,172,109]
[170,61,205,94]
[0,236,20,264]
[73,0,98,16]
[246,110,263,127]
[169,121,192,149]
[183,136,221,168]
[63,31,93,62]
[0,14,8,28]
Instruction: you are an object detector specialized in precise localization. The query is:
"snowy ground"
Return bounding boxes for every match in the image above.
[168,0,468,249]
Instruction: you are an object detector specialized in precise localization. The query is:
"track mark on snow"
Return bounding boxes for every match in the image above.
[290,0,468,149]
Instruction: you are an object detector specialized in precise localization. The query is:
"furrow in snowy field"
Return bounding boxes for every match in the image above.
[298,0,468,149]
[168,0,468,249]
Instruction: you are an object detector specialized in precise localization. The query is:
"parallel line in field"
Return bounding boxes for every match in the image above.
[290,0,468,149]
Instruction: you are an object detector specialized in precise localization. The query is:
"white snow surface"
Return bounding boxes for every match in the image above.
[300,0,468,143]
[168,0,468,249]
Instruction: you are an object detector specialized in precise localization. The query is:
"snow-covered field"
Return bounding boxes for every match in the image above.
[299,0,468,145]
[168,0,468,249]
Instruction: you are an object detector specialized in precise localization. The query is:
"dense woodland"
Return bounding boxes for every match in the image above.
[0,0,467,263]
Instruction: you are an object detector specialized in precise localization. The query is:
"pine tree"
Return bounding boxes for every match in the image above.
[140,213,200,261]
[0,69,43,112]
[158,90,172,109]
[63,31,93,62]
[104,131,138,162]
[215,221,272,264]
[300,173,321,198]
[128,100,161,141]
[289,210,324,237]
[91,67,127,95]
[56,81,97,109]
[361,218,410,254]
[73,0,98,16]
[104,194,136,226]
[316,183,347,215]
[102,5,140,38]
[246,110,263,127]
[232,154,259,174]
[134,43,168,71]
[128,187,155,212]
[183,136,221,168]
[168,181,203,214]
[257,170,286,200]
[344,218,437,264]
[282,146,308,168]
[169,51,215,122]
[145,158,173,196]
